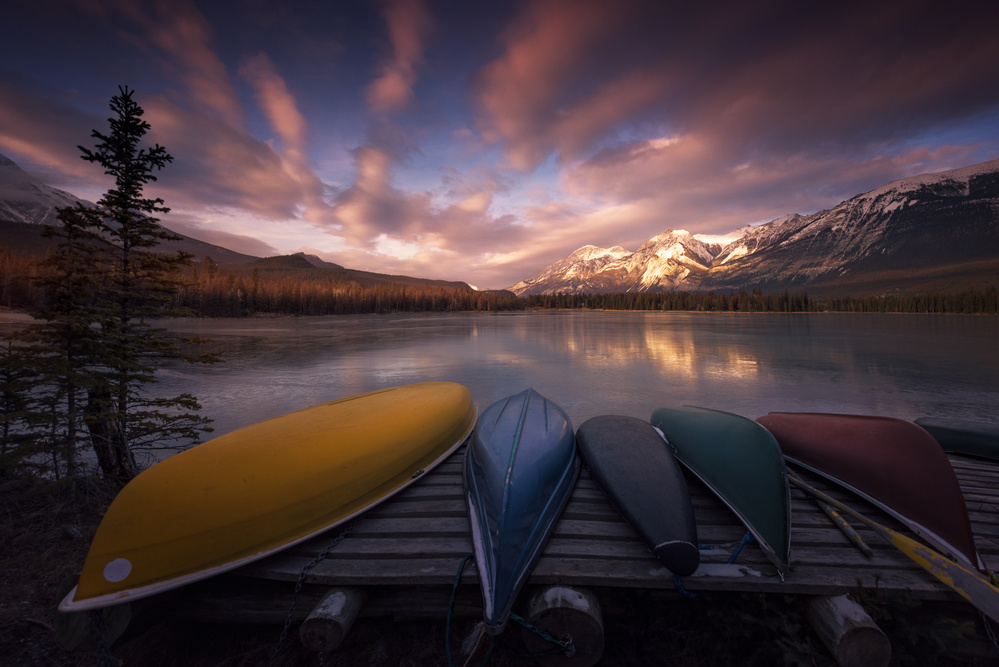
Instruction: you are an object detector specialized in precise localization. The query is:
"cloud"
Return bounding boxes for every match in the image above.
[0,80,102,186]
[239,52,332,227]
[141,95,306,219]
[473,0,647,170]
[366,0,433,115]
[104,0,245,127]
[474,1,999,176]
[163,212,280,258]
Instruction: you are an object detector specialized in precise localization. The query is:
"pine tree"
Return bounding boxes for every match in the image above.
[15,86,214,483]
[80,86,214,482]
[13,204,108,479]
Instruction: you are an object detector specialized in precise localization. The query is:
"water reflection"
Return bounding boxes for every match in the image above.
[3,311,996,445]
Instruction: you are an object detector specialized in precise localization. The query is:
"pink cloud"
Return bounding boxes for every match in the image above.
[474,0,656,170]
[101,0,244,128]
[366,0,433,114]
[0,81,100,185]
[142,96,305,219]
[239,53,331,227]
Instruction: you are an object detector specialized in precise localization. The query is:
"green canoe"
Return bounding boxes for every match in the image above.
[651,406,791,575]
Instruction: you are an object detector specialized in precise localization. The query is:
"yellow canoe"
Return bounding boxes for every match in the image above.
[59,382,475,612]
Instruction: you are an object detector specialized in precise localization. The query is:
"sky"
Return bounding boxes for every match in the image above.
[2,0,998,289]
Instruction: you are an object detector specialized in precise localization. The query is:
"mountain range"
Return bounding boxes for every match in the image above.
[510,159,999,296]
[0,152,474,292]
[3,151,998,297]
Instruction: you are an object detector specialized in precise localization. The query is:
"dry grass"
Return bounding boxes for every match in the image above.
[2,476,997,666]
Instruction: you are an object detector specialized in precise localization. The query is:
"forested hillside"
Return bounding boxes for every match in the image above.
[2,248,996,315]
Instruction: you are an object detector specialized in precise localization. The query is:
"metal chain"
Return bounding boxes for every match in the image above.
[269,519,359,665]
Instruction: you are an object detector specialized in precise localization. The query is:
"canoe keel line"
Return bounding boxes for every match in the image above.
[758,412,985,570]
[651,406,792,576]
[576,415,699,577]
[463,388,579,634]
[60,382,477,612]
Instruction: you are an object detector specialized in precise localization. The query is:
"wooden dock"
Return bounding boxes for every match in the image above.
[176,449,999,629]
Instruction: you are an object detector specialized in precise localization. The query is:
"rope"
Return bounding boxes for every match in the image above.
[89,610,122,667]
[672,532,756,597]
[727,531,755,564]
[510,612,576,658]
[981,610,999,657]
[673,574,698,598]
[268,518,359,665]
[446,554,493,667]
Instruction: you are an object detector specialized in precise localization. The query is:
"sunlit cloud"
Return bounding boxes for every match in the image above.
[0,81,100,187]
[1,0,997,290]
[366,0,433,115]
[102,0,245,128]
[239,52,332,227]
[474,0,642,170]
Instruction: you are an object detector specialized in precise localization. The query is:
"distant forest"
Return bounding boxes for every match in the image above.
[2,249,997,316]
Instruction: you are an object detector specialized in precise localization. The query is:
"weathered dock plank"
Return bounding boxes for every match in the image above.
[179,450,999,624]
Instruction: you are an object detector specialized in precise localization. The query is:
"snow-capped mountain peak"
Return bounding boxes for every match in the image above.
[509,158,999,295]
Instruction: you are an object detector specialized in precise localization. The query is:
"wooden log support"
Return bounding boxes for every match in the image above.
[298,587,367,654]
[521,585,604,667]
[805,594,891,667]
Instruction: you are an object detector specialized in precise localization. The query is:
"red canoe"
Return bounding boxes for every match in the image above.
[757,412,984,570]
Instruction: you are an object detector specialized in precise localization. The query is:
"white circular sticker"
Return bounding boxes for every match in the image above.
[103,558,133,583]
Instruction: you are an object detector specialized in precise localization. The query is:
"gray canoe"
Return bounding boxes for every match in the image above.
[576,415,699,576]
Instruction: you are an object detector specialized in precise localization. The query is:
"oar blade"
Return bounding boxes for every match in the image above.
[789,474,999,624]
[888,531,999,624]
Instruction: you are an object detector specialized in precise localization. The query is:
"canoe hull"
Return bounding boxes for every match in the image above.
[651,406,791,574]
[916,417,999,462]
[576,415,699,576]
[60,382,476,612]
[758,412,983,570]
[463,389,579,634]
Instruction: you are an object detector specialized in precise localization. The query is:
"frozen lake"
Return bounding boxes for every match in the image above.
[4,310,995,450]
[140,310,998,440]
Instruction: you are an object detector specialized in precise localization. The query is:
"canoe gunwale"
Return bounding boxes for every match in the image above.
[650,409,792,577]
[785,456,986,571]
[576,415,699,577]
[676,459,790,577]
[463,389,579,634]
[58,413,477,613]
[464,454,580,634]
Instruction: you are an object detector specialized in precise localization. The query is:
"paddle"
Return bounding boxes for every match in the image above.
[789,474,999,624]
[814,499,873,557]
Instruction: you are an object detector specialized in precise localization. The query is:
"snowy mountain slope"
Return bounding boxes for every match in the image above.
[0,153,87,225]
[508,245,631,294]
[510,159,999,295]
[0,151,259,265]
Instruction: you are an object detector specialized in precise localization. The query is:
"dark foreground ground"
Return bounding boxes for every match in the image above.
[2,477,998,666]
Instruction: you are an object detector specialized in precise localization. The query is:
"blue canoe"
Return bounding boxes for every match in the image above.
[651,406,791,575]
[576,415,699,576]
[463,388,579,634]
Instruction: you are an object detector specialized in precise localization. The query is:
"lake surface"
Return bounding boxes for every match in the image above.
[3,310,996,445]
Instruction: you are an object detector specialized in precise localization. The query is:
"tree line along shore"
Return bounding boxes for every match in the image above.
[2,248,998,316]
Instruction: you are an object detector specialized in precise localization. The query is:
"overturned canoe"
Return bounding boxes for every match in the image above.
[915,417,999,462]
[651,406,791,575]
[758,412,984,570]
[463,389,579,634]
[576,415,699,576]
[59,382,476,612]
